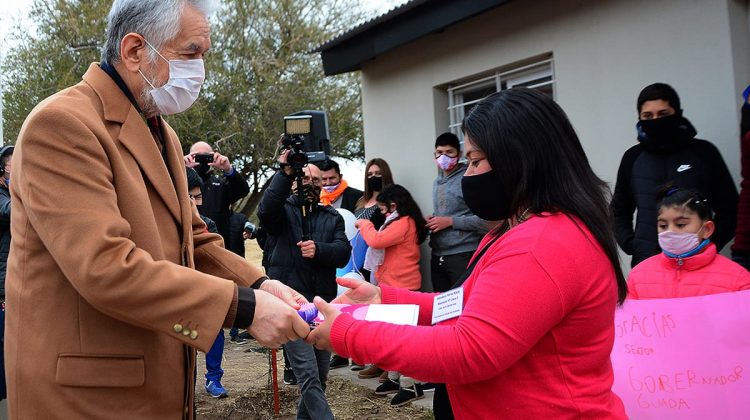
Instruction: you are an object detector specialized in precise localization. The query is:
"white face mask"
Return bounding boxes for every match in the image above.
[322,184,340,193]
[139,39,205,115]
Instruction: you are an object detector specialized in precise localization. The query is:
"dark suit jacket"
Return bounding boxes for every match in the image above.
[339,186,363,213]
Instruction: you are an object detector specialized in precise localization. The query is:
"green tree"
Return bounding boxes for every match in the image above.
[2,0,109,141]
[2,0,365,216]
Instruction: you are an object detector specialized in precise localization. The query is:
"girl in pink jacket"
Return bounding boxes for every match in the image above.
[357,184,428,291]
[628,187,750,298]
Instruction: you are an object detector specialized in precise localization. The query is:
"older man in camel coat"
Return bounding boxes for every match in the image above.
[4,1,309,418]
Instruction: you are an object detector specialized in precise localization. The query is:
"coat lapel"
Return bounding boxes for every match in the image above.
[82,63,183,225]
[163,124,197,265]
[118,111,182,224]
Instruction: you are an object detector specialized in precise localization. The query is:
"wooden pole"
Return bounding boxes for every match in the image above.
[271,348,280,416]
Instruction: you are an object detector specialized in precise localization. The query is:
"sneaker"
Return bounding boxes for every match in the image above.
[230,335,248,345]
[357,365,383,379]
[237,331,253,340]
[350,362,365,371]
[329,355,349,369]
[283,368,297,386]
[390,384,424,407]
[421,382,436,392]
[205,380,229,399]
[374,379,400,395]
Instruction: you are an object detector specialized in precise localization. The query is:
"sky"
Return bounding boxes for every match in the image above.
[0,0,407,184]
[0,0,407,48]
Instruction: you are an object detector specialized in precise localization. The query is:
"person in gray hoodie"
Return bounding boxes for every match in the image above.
[427,133,496,293]
[426,132,495,420]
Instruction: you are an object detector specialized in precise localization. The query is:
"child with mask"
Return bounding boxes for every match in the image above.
[628,186,750,299]
[356,184,430,406]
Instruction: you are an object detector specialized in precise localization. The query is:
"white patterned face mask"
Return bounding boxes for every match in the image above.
[139,39,205,115]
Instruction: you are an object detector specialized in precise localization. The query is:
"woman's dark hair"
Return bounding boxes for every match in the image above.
[376,184,429,244]
[657,185,714,220]
[356,158,395,209]
[462,88,627,304]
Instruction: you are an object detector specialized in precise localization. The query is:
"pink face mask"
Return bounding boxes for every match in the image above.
[435,154,458,171]
[658,227,704,256]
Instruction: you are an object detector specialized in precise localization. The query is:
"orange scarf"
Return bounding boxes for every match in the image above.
[320,179,349,206]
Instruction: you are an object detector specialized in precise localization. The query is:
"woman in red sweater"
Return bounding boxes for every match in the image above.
[628,186,750,298]
[306,89,628,419]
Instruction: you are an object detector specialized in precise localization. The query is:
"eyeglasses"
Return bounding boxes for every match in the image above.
[434,151,458,158]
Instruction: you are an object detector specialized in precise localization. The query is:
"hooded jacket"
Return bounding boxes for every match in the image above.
[429,162,493,256]
[628,243,750,298]
[612,136,737,267]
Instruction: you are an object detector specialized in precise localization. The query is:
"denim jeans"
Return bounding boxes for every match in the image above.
[205,330,224,382]
[229,327,239,338]
[284,339,334,420]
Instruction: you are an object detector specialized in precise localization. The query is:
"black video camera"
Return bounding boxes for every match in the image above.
[194,153,214,164]
[281,110,330,170]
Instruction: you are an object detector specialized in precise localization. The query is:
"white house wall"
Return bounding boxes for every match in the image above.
[358,0,749,273]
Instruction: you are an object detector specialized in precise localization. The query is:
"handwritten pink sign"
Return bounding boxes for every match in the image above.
[612,290,750,418]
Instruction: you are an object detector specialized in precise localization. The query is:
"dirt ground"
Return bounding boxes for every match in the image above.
[194,241,433,419]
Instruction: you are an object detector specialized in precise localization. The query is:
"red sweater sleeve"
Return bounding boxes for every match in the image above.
[358,217,411,249]
[330,252,567,384]
[380,284,438,326]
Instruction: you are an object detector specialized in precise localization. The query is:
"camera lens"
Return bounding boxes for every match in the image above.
[289,151,308,168]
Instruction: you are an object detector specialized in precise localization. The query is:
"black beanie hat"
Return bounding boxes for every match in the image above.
[186,167,204,190]
[637,83,681,114]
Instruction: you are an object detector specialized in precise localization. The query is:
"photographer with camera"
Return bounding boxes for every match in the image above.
[184,141,250,246]
[257,146,350,420]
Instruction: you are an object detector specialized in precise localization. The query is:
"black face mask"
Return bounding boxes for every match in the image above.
[636,114,697,153]
[294,183,321,205]
[367,176,383,192]
[307,185,321,204]
[195,162,211,177]
[461,170,511,221]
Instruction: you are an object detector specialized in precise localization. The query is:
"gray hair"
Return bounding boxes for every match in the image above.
[101,0,215,64]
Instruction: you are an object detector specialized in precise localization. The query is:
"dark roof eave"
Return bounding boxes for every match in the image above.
[318,0,512,76]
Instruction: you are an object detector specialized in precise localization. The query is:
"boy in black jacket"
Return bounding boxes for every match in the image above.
[612,83,738,267]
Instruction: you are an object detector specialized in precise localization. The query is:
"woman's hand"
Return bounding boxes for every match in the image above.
[332,276,381,305]
[259,279,307,309]
[305,297,341,352]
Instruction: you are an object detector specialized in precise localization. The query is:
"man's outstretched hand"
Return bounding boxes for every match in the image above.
[248,289,310,348]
